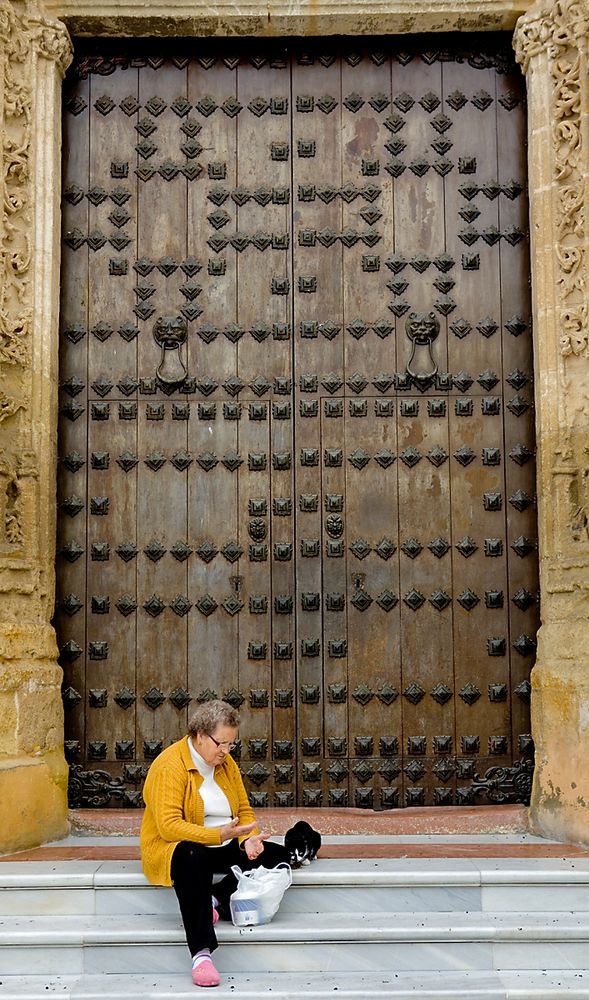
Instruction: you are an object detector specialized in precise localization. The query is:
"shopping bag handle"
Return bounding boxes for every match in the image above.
[230,862,292,887]
[273,862,292,887]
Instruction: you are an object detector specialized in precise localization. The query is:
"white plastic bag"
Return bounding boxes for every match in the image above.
[229,862,292,926]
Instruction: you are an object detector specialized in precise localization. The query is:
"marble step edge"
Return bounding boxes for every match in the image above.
[6,883,588,921]
[0,971,588,1000]
[2,911,589,946]
[3,858,589,890]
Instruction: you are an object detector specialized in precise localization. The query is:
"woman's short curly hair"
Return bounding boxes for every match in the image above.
[188,699,240,738]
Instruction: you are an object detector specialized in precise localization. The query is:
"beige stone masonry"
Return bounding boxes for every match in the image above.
[2,0,589,850]
[0,0,72,853]
[514,0,589,844]
[45,0,532,38]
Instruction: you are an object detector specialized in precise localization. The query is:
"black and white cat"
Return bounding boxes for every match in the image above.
[284,821,322,867]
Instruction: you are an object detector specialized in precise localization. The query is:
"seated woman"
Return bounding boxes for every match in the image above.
[140,699,290,988]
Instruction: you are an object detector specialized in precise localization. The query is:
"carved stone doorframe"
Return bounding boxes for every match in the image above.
[1,0,587,851]
[0,0,72,852]
[513,0,589,844]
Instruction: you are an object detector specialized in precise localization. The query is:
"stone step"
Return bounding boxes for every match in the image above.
[2,858,589,917]
[1,911,588,974]
[1,971,589,1000]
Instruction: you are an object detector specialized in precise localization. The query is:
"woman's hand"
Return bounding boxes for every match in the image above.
[244,832,269,860]
[219,817,257,843]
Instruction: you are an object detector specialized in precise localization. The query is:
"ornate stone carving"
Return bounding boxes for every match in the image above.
[0,1,71,362]
[516,2,588,363]
[515,1,589,569]
[0,1,72,853]
[0,1,71,605]
[0,447,37,549]
[514,1,589,73]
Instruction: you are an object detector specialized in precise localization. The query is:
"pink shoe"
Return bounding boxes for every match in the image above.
[212,905,219,925]
[192,958,220,988]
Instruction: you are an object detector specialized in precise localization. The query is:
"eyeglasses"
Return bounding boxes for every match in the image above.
[207,734,238,751]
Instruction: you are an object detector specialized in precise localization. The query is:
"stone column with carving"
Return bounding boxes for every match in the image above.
[514,0,589,844]
[0,0,72,852]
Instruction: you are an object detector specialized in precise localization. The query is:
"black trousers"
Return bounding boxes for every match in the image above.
[170,838,289,956]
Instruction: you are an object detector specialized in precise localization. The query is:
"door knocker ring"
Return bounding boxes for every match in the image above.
[153,315,188,386]
[405,311,440,388]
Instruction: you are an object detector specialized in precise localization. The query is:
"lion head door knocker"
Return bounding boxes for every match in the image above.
[326,514,344,538]
[405,311,440,390]
[248,518,267,542]
[153,315,188,386]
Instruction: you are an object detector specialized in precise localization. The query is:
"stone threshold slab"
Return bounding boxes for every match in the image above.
[3,841,589,862]
[70,805,528,837]
[42,834,556,846]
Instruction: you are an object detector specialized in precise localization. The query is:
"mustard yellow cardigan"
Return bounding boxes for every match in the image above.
[140,736,259,886]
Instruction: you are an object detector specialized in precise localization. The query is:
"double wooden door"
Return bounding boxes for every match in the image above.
[57,37,538,808]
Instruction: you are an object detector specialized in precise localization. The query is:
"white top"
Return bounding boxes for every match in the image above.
[188,737,232,844]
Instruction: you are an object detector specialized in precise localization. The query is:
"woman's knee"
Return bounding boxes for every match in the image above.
[171,841,210,881]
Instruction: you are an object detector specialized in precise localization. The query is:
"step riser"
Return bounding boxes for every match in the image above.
[0,885,478,917]
[3,882,589,917]
[1,940,587,976]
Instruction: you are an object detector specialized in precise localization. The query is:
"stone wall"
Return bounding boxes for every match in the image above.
[0,0,72,852]
[514,0,589,844]
[3,0,589,852]
[45,1,532,38]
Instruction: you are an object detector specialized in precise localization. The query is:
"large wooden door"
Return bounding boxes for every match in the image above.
[58,37,538,809]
